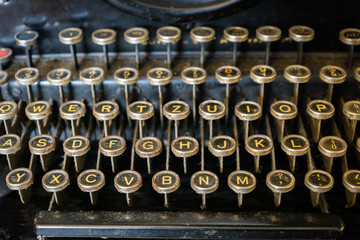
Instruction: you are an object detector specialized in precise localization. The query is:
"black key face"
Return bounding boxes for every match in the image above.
[344,101,360,115]
[0,102,16,115]
[64,137,88,151]
[43,170,68,188]
[129,103,151,114]
[94,30,115,39]
[308,101,333,114]
[192,172,217,189]
[253,66,274,77]
[218,67,239,78]
[83,69,102,79]
[269,171,293,187]
[60,29,82,39]
[212,137,234,151]
[283,136,307,151]
[199,102,224,114]
[78,170,104,188]
[115,171,141,189]
[323,67,344,78]
[30,135,54,149]
[192,28,213,37]
[0,135,20,150]
[48,69,70,81]
[247,136,271,150]
[307,171,332,187]
[27,102,49,114]
[94,102,117,114]
[127,29,146,38]
[148,69,171,79]
[7,169,32,185]
[291,26,313,36]
[100,137,125,151]
[16,31,38,41]
[153,172,178,189]
[172,139,197,152]
[343,30,360,39]
[229,172,255,188]
[115,69,136,79]
[286,66,309,77]
[345,171,360,187]
[158,28,180,37]
[184,68,205,79]
[320,137,346,153]
[136,138,161,153]
[258,27,280,36]
[271,102,297,115]
[61,102,84,114]
[226,27,247,37]
[18,69,37,79]
[164,102,187,115]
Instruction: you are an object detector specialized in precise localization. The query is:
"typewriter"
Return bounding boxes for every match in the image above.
[1,0,360,239]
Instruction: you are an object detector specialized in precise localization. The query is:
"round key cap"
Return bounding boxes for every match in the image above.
[215,65,241,84]
[339,28,360,46]
[289,25,315,42]
[135,137,162,159]
[245,134,273,156]
[92,28,116,45]
[0,70,8,85]
[0,101,18,120]
[181,67,207,85]
[25,100,52,120]
[58,27,83,45]
[190,27,215,43]
[128,101,154,121]
[29,134,56,155]
[6,167,33,190]
[307,100,334,120]
[281,134,310,156]
[42,169,70,192]
[114,170,142,193]
[223,26,249,43]
[147,67,172,86]
[256,26,281,42]
[235,101,262,121]
[114,67,139,85]
[228,170,256,194]
[163,100,190,121]
[47,68,72,86]
[152,170,180,194]
[77,169,105,192]
[319,65,346,85]
[0,134,21,155]
[208,135,236,157]
[93,101,119,121]
[199,100,225,120]
[79,67,105,85]
[250,65,277,84]
[157,26,181,44]
[63,136,90,157]
[171,136,199,158]
[266,169,295,193]
[14,30,38,47]
[284,65,311,84]
[318,136,347,158]
[124,27,149,44]
[60,100,86,120]
[270,100,298,120]
[99,135,126,157]
[0,47,13,66]
[343,100,360,120]
[191,170,219,194]
[343,169,360,193]
[304,169,334,193]
[15,67,39,85]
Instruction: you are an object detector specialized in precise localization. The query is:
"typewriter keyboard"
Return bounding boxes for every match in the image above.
[1,25,360,239]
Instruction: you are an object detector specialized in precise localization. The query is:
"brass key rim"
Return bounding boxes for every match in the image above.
[156,26,181,44]
[114,170,142,193]
[266,169,295,193]
[171,136,199,158]
[208,135,236,157]
[152,170,180,194]
[227,170,256,194]
[42,169,70,192]
[304,169,334,193]
[223,26,249,43]
[289,25,315,42]
[256,26,282,42]
[58,27,83,45]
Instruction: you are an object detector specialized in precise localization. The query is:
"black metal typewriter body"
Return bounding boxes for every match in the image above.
[1,0,360,239]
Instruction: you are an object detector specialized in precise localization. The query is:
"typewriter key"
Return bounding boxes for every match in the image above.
[191,170,219,209]
[208,136,236,173]
[135,136,162,174]
[152,170,180,208]
[250,65,277,108]
[246,134,273,173]
[147,67,173,128]
[0,134,21,170]
[281,134,309,172]
[157,26,181,68]
[42,169,70,205]
[228,170,256,208]
[128,101,154,138]
[319,65,346,102]
[266,169,295,207]
[235,101,262,140]
[199,100,225,139]
[25,100,52,134]
[284,65,311,105]
[99,135,126,173]
[181,67,207,126]
[190,26,215,68]
[15,67,39,103]
[256,26,281,65]
[92,28,116,69]
[171,136,199,174]
[304,169,334,207]
[114,170,142,206]
[354,67,360,82]
[343,170,360,207]
[63,136,90,172]
[58,27,83,69]
[343,100,360,142]
[223,26,249,66]
[14,30,39,67]
[339,28,360,69]
[77,169,105,205]
[47,68,72,103]
[270,100,298,141]
[306,99,335,142]
[318,136,347,173]
[79,67,105,105]
[289,26,315,64]
[0,101,18,133]
[93,101,119,136]
[29,134,56,171]
[163,100,190,138]
[0,47,12,70]
[357,138,360,153]
[124,27,149,69]
[6,168,33,203]
[60,100,86,136]
[215,65,241,121]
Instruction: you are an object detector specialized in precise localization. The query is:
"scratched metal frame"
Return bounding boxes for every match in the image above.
[0,52,360,239]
